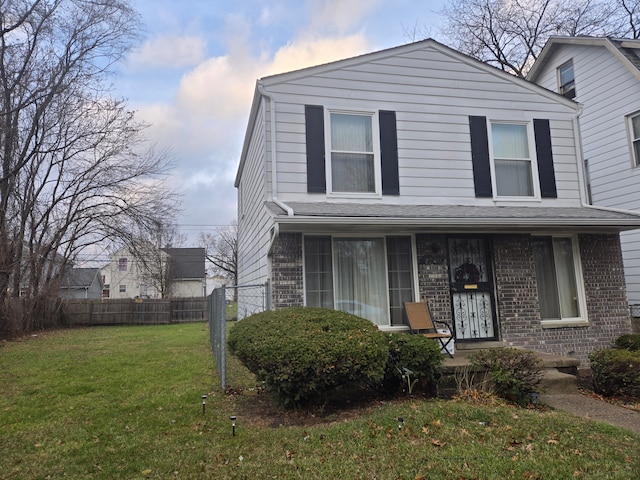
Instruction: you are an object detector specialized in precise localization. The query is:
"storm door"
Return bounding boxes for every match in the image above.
[447,237,498,341]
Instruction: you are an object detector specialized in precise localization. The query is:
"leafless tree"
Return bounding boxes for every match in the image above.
[126,222,186,298]
[0,0,179,334]
[438,0,636,77]
[200,223,237,287]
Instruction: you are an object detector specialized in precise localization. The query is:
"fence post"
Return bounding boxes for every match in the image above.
[209,287,227,392]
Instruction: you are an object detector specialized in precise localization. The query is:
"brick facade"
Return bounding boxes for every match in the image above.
[493,233,631,368]
[269,231,631,368]
[415,234,451,324]
[270,233,304,309]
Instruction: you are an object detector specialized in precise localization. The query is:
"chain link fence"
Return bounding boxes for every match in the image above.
[208,282,270,391]
[631,304,640,334]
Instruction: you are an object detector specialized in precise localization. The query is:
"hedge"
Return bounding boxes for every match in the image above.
[228,307,389,408]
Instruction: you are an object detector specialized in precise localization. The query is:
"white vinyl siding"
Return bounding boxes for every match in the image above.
[262,43,581,206]
[530,41,640,304]
[236,99,272,309]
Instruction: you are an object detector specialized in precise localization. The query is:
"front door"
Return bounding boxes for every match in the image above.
[447,237,498,342]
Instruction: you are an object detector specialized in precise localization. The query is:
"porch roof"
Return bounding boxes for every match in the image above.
[266,202,640,233]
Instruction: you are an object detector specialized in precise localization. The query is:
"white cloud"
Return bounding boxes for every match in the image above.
[307,0,382,34]
[128,35,207,69]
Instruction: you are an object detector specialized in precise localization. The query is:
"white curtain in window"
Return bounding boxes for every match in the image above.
[553,238,580,318]
[334,238,388,325]
[532,238,561,319]
[492,123,532,196]
[331,113,375,192]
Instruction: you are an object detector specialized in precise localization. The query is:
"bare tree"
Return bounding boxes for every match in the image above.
[0,0,179,334]
[438,0,634,77]
[200,223,237,287]
[126,221,186,298]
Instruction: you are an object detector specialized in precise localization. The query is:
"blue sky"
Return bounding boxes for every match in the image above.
[115,0,447,241]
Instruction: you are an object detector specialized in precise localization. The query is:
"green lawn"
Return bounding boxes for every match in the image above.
[1,323,639,479]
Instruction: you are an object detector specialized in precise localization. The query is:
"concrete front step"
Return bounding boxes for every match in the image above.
[540,368,579,395]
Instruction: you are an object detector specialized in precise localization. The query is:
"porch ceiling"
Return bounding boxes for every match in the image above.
[266,201,640,234]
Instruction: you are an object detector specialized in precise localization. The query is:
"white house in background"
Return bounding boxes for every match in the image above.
[101,247,206,299]
[235,38,640,367]
[528,36,640,307]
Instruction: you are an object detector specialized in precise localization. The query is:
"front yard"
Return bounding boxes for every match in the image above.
[1,323,638,479]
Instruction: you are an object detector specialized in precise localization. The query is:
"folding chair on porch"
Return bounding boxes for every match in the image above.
[403,301,454,358]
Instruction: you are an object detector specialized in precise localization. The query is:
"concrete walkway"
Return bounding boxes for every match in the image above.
[540,394,640,435]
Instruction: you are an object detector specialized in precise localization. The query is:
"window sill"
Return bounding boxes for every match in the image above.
[541,320,589,329]
[378,325,410,333]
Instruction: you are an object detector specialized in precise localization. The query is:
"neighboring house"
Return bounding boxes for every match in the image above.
[163,248,207,298]
[101,246,205,299]
[59,267,103,299]
[235,38,640,368]
[528,36,640,309]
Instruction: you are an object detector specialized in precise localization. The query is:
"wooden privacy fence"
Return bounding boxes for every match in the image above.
[62,297,207,326]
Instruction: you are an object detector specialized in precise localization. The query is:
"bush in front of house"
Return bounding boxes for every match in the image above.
[614,333,640,351]
[589,347,640,398]
[468,348,544,406]
[383,333,443,395]
[227,307,389,408]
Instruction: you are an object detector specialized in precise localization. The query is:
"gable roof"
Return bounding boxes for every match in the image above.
[528,36,640,82]
[163,248,205,280]
[60,268,102,289]
[236,38,579,187]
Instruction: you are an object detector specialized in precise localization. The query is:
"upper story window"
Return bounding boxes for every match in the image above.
[118,257,128,271]
[628,112,640,167]
[328,111,379,194]
[469,116,557,200]
[304,105,399,196]
[490,122,535,197]
[558,60,576,99]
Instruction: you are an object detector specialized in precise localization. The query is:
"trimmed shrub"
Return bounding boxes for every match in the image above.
[384,333,443,395]
[589,348,640,398]
[468,348,544,406]
[614,334,640,352]
[228,307,389,408]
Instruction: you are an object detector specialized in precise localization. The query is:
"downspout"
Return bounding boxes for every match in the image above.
[257,82,294,217]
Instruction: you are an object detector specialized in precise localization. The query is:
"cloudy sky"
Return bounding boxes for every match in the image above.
[116,0,447,243]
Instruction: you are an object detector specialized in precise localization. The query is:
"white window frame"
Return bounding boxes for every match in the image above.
[532,234,588,327]
[488,120,541,201]
[302,233,418,331]
[626,111,640,167]
[324,108,382,198]
[557,60,576,99]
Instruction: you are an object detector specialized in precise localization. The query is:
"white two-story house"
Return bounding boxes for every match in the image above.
[528,36,640,311]
[235,39,640,367]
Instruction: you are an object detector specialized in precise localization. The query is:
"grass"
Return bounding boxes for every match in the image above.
[1,323,639,479]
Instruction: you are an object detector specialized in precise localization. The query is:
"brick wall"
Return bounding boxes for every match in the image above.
[415,234,451,324]
[492,234,542,347]
[269,233,304,309]
[493,233,631,368]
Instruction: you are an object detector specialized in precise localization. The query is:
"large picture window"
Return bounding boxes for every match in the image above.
[328,112,377,194]
[491,122,535,197]
[532,236,584,321]
[304,235,414,327]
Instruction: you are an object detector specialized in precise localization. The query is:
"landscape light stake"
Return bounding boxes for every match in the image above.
[201,395,207,415]
[230,415,237,436]
[397,417,404,432]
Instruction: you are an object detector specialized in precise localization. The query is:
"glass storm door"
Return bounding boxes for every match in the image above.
[448,237,498,341]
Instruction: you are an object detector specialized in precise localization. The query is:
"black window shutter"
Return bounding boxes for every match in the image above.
[305,105,326,193]
[533,119,557,198]
[379,110,400,195]
[468,116,493,197]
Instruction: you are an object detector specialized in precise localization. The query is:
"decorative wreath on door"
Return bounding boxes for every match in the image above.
[454,261,481,283]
